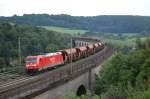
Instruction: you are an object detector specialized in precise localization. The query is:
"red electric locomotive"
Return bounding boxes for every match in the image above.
[25,52,64,72]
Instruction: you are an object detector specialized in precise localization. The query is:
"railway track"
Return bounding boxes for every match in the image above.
[0,66,29,85]
[0,76,30,88]
[0,37,115,99]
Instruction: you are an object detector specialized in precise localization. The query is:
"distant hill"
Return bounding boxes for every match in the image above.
[0,14,150,33]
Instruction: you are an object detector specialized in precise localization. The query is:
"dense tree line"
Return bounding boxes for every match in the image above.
[94,38,150,99]
[0,14,150,33]
[0,22,71,67]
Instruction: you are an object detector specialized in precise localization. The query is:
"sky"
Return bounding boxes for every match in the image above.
[0,0,150,16]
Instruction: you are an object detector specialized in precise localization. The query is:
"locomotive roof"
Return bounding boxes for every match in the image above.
[26,56,38,58]
[26,52,62,58]
[26,55,44,58]
[45,52,62,56]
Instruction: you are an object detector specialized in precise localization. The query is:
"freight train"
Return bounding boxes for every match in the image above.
[25,42,104,73]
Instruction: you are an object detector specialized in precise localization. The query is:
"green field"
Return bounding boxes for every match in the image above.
[41,26,87,35]
[103,38,135,47]
[98,33,150,48]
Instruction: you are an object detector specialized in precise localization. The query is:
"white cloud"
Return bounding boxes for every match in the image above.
[0,0,150,16]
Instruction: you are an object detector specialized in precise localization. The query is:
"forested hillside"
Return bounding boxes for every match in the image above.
[94,38,150,99]
[0,14,150,33]
[0,22,70,67]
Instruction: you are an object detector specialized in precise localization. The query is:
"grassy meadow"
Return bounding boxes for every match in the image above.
[41,26,87,35]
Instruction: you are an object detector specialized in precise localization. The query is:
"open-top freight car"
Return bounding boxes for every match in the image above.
[76,46,87,58]
[94,43,99,53]
[59,48,78,63]
[86,44,95,55]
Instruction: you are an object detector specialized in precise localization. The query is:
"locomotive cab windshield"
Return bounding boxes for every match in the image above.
[25,56,39,67]
[26,57,37,63]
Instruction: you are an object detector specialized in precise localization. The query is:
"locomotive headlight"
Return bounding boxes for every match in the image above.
[32,64,36,66]
[26,65,29,67]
